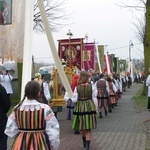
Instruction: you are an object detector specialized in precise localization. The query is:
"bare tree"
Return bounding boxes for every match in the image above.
[116,0,146,42]
[33,0,71,33]
[116,0,150,95]
[132,15,145,43]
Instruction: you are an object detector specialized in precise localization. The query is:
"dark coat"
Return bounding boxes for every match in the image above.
[0,84,11,139]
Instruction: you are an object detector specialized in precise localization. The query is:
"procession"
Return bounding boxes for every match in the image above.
[0,0,150,150]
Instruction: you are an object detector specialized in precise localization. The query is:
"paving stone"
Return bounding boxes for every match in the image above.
[7,83,148,150]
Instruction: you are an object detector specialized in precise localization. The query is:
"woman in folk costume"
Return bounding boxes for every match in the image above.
[112,73,119,106]
[107,75,117,113]
[95,73,110,118]
[34,73,51,104]
[121,74,127,92]
[5,81,60,150]
[66,74,79,120]
[64,71,97,150]
[66,73,80,134]
[114,74,122,100]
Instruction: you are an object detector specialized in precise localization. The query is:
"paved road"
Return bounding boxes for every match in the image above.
[7,83,149,150]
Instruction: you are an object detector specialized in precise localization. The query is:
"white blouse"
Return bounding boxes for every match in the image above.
[146,74,150,97]
[4,99,60,150]
[43,82,51,101]
[0,74,13,94]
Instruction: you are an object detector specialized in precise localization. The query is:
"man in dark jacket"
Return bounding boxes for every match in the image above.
[0,83,11,150]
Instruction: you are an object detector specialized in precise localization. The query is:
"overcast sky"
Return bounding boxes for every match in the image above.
[33,0,144,63]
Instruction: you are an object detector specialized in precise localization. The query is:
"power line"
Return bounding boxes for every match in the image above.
[107,42,142,51]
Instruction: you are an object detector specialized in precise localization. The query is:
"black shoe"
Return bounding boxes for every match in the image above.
[105,110,107,116]
[85,140,90,150]
[74,130,80,134]
[99,112,103,118]
[82,137,86,147]
[109,109,112,113]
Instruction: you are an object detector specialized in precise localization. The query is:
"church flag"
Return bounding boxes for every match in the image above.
[108,54,113,74]
[103,55,107,73]
[113,56,118,73]
[83,42,96,71]
[98,45,104,73]
[58,38,84,70]
[119,59,126,72]
[0,0,25,63]
[116,57,119,73]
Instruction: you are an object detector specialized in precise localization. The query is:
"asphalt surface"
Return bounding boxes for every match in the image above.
[7,83,149,150]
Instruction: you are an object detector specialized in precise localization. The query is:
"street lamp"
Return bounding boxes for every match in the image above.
[67,29,73,68]
[129,40,134,74]
[129,40,134,62]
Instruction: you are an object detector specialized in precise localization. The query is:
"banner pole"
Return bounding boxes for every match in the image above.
[21,0,33,99]
[37,0,73,97]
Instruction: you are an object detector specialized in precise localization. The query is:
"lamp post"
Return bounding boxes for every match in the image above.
[129,40,134,74]
[67,29,73,68]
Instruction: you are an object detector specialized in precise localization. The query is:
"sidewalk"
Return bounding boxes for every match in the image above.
[7,83,148,150]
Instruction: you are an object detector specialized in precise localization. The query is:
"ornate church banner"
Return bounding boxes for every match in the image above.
[58,38,84,70]
[0,0,25,63]
[83,42,96,71]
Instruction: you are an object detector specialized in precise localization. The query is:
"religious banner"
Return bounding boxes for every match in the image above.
[108,54,113,74]
[58,38,84,70]
[110,54,115,73]
[126,58,130,73]
[103,54,113,74]
[98,45,104,72]
[0,0,25,63]
[83,42,96,71]
[0,0,12,25]
[119,59,126,72]
[116,57,119,73]
[113,56,119,73]
[103,55,107,73]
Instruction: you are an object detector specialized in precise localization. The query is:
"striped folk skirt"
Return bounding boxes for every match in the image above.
[11,108,52,150]
[97,89,109,108]
[12,131,52,150]
[72,99,97,131]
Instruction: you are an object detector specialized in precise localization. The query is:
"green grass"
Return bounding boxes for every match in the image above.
[134,87,147,111]
[134,87,150,150]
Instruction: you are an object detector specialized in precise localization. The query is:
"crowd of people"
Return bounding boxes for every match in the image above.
[64,69,133,150]
[0,67,135,150]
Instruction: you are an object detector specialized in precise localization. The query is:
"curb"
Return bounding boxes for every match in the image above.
[132,97,140,113]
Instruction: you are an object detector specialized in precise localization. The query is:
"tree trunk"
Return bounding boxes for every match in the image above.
[143,0,150,95]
